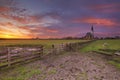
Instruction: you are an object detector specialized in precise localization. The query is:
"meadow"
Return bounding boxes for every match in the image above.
[0,39,89,80]
[0,39,89,68]
[0,39,88,48]
[81,39,120,52]
[1,39,119,50]
[0,39,120,80]
[80,39,120,69]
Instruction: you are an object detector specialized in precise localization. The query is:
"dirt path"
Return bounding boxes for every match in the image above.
[26,52,120,80]
[0,52,120,80]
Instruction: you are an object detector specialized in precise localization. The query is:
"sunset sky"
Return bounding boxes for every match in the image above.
[0,0,120,39]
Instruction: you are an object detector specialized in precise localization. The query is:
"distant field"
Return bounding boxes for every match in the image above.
[0,39,88,48]
[81,39,120,52]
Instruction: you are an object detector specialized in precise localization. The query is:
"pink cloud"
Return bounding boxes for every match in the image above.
[73,17,118,26]
[0,6,11,12]
[88,3,120,13]
[46,28,58,33]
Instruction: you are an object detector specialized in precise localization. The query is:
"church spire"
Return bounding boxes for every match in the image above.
[91,25,94,32]
[91,25,94,39]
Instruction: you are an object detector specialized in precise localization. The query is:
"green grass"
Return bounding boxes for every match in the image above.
[80,39,120,70]
[0,39,88,48]
[48,68,57,75]
[80,39,120,52]
[109,61,120,69]
[0,66,41,80]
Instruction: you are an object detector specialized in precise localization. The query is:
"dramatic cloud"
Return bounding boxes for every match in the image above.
[0,2,61,39]
[72,17,118,26]
[0,6,11,12]
[88,3,120,13]
[45,28,58,33]
[0,0,120,38]
[0,22,33,38]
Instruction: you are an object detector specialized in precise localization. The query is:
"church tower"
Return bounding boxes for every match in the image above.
[84,25,95,40]
[91,25,94,39]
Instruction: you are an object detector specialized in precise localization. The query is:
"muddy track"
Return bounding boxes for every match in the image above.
[26,52,120,80]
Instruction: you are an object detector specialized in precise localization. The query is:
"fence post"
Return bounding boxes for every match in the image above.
[41,46,44,57]
[60,44,61,52]
[7,47,11,67]
[52,44,55,54]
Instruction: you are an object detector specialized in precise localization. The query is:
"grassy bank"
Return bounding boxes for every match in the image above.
[80,39,120,52]
[80,39,120,69]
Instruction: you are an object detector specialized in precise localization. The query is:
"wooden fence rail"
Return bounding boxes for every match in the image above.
[0,41,94,69]
[0,46,43,68]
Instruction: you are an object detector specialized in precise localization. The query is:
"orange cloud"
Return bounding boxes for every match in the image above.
[98,9,120,13]
[90,3,120,9]
[0,22,14,27]
[0,21,59,39]
[88,3,120,13]
[11,15,42,26]
[0,10,37,25]
[12,16,27,24]
[46,28,58,33]
[0,30,32,39]
[73,17,117,26]
[0,6,11,12]
[0,22,35,39]
[0,5,61,39]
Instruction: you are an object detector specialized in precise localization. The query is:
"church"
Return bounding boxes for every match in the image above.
[84,26,94,40]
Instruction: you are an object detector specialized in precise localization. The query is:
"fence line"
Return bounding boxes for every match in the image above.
[0,46,43,68]
[0,41,94,69]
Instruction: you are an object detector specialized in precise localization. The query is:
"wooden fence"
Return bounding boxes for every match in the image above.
[0,46,43,68]
[49,41,94,55]
[0,41,94,69]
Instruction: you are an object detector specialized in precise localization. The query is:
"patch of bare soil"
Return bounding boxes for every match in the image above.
[28,52,120,80]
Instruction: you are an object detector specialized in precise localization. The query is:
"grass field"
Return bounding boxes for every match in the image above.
[81,39,120,52]
[0,39,88,48]
[0,39,120,80]
[80,39,120,69]
[0,39,89,80]
[0,39,89,68]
